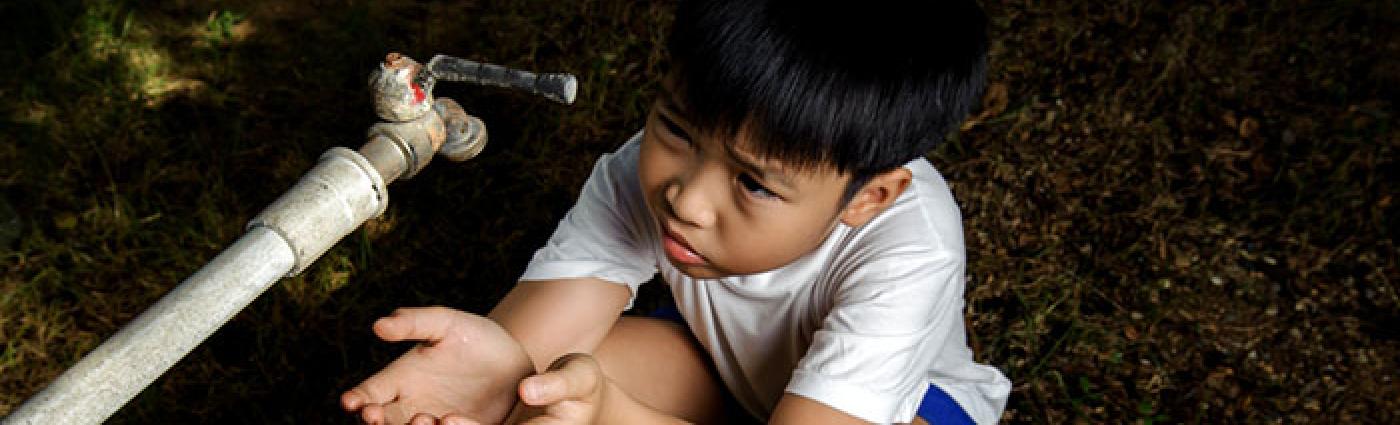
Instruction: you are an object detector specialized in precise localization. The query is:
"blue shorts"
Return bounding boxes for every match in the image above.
[648,307,974,424]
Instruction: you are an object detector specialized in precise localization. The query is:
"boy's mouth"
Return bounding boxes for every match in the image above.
[661,227,708,266]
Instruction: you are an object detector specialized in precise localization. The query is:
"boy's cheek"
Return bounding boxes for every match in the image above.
[637,138,673,190]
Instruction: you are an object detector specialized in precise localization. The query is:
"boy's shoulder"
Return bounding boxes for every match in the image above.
[847,157,965,261]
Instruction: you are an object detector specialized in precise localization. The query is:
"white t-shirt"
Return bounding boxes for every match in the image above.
[521,132,1010,424]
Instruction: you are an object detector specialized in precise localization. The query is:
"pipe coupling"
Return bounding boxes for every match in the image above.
[433,98,488,162]
[365,109,446,180]
[248,147,387,275]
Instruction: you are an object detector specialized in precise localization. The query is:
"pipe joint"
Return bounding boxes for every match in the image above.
[433,98,489,162]
[248,147,387,276]
[365,110,446,180]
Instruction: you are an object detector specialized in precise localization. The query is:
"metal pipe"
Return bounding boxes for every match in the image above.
[3,227,296,423]
[3,52,566,424]
[5,147,392,424]
[250,147,390,275]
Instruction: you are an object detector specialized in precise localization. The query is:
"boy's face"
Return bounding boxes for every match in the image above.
[638,88,855,279]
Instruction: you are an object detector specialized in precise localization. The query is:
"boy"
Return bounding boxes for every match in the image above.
[342,0,1010,423]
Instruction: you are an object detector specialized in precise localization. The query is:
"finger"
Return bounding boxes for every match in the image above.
[373,306,461,343]
[342,387,396,414]
[342,371,402,411]
[441,414,483,425]
[361,403,386,425]
[378,402,414,425]
[519,374,564,406]
[369,401,414,425]
[341,390,364,411]
[519,353,600,406]
[409,412,437,425]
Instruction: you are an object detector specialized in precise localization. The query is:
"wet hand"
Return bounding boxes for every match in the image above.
[341,306,534,424]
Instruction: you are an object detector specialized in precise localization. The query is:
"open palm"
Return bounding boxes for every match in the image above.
[342,307,534,424]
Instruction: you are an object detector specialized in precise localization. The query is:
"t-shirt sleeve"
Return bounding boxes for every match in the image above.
[785,249,968,423]
[518,134,657,308]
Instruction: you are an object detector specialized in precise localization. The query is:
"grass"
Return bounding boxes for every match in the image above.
[1,0,1396,423]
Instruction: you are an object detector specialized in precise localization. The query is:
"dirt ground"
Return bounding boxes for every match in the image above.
[1,0,1396,423]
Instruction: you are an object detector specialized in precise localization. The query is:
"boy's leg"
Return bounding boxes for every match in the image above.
[593,317,951,425]
[914,383,974,425]
[592,316,730,424]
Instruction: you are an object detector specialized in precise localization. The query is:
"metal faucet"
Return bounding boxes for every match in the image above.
[364,52,577,180]
[3,53,577,425]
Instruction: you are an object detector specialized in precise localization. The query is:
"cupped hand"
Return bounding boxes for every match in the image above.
[342,306,535,424]
[506,353,608,425]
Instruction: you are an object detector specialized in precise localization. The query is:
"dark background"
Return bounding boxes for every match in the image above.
[1,0,1395,422]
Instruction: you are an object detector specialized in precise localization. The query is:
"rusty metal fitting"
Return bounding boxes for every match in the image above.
[369,53,435,122]
[433,98,488,162]
[364,109,445,180]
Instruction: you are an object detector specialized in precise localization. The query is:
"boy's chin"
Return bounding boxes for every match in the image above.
[667,258,785,280]
[666,259,729,280]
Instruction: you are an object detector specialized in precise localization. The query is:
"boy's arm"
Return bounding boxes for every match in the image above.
[491,136,653,371]
[770,395,874,425]
[346,136,651,423]
[510,351,877,425]
[489,277,633,371]
[339,278,632,424]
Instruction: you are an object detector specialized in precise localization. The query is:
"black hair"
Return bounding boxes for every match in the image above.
[666,0,989,201]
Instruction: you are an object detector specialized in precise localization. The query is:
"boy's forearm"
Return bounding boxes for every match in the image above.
[488,278,632,371]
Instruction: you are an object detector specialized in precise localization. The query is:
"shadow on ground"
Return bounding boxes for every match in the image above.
[1,0,1395,423]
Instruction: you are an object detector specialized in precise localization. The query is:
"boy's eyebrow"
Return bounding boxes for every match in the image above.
[657,83,797,190]
[723,143,797,190]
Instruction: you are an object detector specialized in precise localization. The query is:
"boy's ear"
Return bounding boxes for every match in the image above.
[839,168,912,228]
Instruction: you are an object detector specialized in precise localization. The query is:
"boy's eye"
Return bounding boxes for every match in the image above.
[737,173,778,199]
[658,114,692,145]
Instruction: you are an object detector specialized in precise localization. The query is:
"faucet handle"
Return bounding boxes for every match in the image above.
[421,54,578,105]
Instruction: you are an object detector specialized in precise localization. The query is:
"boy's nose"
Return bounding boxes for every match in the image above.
[667,176,718,229]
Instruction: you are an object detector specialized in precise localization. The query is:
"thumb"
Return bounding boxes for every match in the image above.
[372,306,465,343]
[519,353,601,406]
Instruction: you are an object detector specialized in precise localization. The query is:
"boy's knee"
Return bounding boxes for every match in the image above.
[594,316,727,423]
[599,316,691,353]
